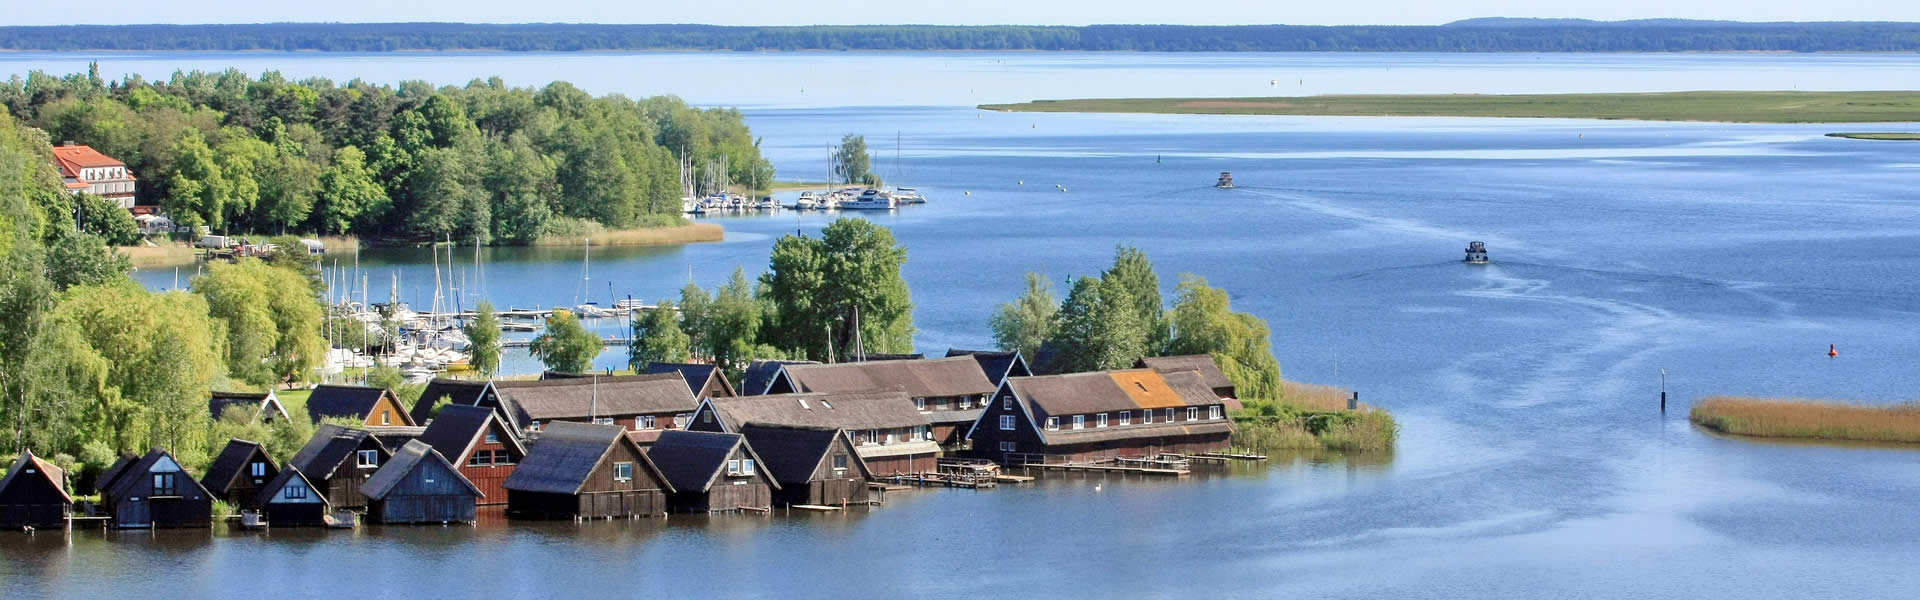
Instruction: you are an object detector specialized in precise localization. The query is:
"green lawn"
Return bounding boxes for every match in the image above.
[980,91,1920,123]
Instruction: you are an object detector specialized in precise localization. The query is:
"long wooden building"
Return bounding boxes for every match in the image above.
[1136,354,1244,410]
[306,384,415,427]
[737,424,873,506]
[504,421,672,520]
[764,356,998,451]
[200,439,278,510]
[0,450,72,529]
[687,388,940,476]
[287,425,391,509]
[645,430,778,513]
[493,373,700,444]
[417,404,525,505]
[966,369,1233,464]
[102,449,213,529]
[363,440,483,525]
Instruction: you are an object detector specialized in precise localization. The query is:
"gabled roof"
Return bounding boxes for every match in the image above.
[776,356,997,399]
[505,422,672,495]
[289,425,380,481]
[410,379,495,425]
[737,424,872,486]
[741,359,816,396]
[989,372,1235,446]
[945,349,1031,384]
[702,388,930,432]
[418,404,525,464]
[642,362,736,398]
[256,466,327,507]
[1137,355,1236,394]
[363,440,482,501]
[1161,369,1242,411]
[856,353,925,361]
[366,426,428,452]
[97,454,136,494]
[51,144,127,175]
[105,448,210,500]
[306,384,409,425]
[200,439,274,495]
[0,450,71,504]
[645,430,779,494]
[210,390,288,422]
[494,373,696,424]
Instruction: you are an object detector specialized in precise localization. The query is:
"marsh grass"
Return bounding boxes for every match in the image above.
[1232,380,1398,452]
[534,219,723,247]
[1826,132,1920,141]
[1691,396,1920,444]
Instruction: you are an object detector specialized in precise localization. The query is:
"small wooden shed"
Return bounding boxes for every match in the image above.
[200,439,278,510]
[0,450,72,528]
[646,430,779,513]
[504,421,672,520]
[738,424,873,507]
[363,440,483,524]
[103,449,212,529]
[257,466,329,526]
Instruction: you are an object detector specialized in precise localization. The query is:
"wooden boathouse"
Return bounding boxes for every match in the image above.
[288,425,391,509]
[0,450,72,529]
[763,356,998,452]
[966,369,1233,465]
[504,421,671,520]
[305,384,415,427]
[102,449,213,529]
[417,404,525,505]
[257,466,330,526]
[363,440,482,525]
[200,439,278,510]
[646,430,779,513]
[686,388,940,476]
[737,424,873,507]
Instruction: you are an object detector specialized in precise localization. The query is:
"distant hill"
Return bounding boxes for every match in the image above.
[3,21,1920,53]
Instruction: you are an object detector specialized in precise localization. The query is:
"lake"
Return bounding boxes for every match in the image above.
[10,51,1920,598]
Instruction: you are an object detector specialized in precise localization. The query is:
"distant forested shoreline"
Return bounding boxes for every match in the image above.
[4,21,1920,53]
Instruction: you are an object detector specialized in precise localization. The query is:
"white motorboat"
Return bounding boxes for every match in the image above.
[841,189,897,210]
[792,192,821,210]
[893,187,926,204]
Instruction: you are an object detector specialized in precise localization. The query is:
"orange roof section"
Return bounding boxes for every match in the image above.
[52,144,126,169]
[1107,369,1187,410]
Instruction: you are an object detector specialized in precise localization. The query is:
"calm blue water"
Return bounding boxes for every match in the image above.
[12,51,1920,598]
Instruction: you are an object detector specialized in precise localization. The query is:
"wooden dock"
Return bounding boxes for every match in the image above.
[1194,451,1269,461]
[1023,462,1188,477]
[790,504,842,512]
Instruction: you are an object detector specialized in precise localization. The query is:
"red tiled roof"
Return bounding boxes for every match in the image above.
[52,145,125,169]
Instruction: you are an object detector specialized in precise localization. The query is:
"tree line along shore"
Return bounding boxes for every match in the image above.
[981,91,1920,124]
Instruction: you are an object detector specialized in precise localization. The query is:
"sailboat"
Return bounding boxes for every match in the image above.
[574,239,612,318]
[889,131,926,204]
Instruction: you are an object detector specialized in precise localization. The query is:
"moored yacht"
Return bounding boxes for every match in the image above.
[841,188,897,210]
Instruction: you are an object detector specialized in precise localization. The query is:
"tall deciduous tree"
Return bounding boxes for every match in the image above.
[760,218,913,362]
[164,131,229,230]
[832,133,872,185]
[465,301,502,377]
[1102,245,1168,353]
[192,260,324,386]
[529,309,602,374]
[56,282,226,453]
[1042,276,1147,374]
[1165,274,1283,402]
[991,272,1059,361]
[314,145,385,234]
[629,299,690,371]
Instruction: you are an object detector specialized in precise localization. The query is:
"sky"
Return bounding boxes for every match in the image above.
[7,0,1920,27]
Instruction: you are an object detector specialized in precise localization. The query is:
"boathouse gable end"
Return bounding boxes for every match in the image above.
[0,451,74,529]
[964,379,1048,461]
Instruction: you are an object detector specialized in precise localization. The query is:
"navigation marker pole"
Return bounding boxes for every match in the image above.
[1660,368,1667,414]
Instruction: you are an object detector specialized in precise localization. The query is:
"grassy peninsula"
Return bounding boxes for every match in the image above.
[982,91,1920,123]
[1232,381,1398,453]
[1826,132,1920,141]
[1690,396,1920,445]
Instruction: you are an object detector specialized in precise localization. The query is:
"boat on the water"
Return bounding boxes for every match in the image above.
[792,191,821,210]
[1465,241,1489,264]
[893,187,927,204]
[842,189,897,210]
[1216,172,1235,188]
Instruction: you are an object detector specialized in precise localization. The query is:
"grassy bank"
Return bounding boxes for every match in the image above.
[768,180,833,192]
[122,243,198,268]
[1230,381,1398,453]
[532,222,724,247]
[1826,132,1920,141]
[1690,396,1920,445]
[981,91,1920,123]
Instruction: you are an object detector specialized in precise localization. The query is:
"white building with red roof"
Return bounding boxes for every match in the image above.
[51,144,137,209]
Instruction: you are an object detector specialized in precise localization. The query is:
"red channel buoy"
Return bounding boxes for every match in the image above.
[1829,344,1838,358]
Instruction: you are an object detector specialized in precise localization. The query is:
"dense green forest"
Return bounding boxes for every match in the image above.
[3,21,1920,52]
[0,65,772,243]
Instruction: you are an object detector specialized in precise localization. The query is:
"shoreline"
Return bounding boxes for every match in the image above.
[980,91,1920,124]
[123,224,724,268]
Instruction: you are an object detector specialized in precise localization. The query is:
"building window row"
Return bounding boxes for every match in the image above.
[1042,406,1224,432]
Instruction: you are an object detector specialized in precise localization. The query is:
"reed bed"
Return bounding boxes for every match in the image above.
[1691,396,1920,444]
[534,222,724,247]
[1233,380,1397,452]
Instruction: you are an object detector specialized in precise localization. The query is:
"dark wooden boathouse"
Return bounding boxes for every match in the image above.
[646,430,778,513]
[288,425,390,509]
[504,421,671,520]
[643,362,738,401]
[364,440,482,524]
[966,369,1233,464]
[200,439,278,510]
[418,404,525,505]
[737,424,873,506]
[0,450,72,528]
[688,388,940,476]
[305,384,415,427]
[209,390,291,423]
[257,466,330,526]
[408,378,500,426]
[103,449,212,528]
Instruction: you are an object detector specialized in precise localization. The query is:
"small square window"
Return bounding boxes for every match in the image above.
[742,459,756,476]
[1045,417,1058,430]
[728,459,742,475]
[613,462,634,481]
[999,415,1016,430]
[1097,414,1108,428]
[357,449,379,468]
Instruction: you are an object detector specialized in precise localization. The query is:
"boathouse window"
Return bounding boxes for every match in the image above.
[1000,415,1016,430]
[741,459,756,476]
[485,431,499,444]
[470,452,490,467]
[358,450,380,468]
[1002,396,1012,410]
[381,412,391,425]
[920,425,931,440]
[493,450,514,465]
[284,482,306,500]
[251,462,266,477]
[613,462,634,482]
[1119,411,1131,426]
[915,397,927,411]
[1165,408,1174,422]
[1097,414,1109,428]
[833,454,849,474]
[1210,406,1223,420]
[594,417,615,426]
[638,415,657,429]
[1045,417,1059,430]
[153,473,177,496]
[702,411,713,423]
[677,413,693,427]
[1187,408,1199,421]
[727,459,742,475]
[1141,410,1153,424]
[1073,415,1085,429]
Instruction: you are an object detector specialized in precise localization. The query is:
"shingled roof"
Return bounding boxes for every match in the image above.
[363,440,482,501]
[97,454,136,495]
[505,422,671,495]
[410,379,494,425]
[1,450,71,504]
[1161,369,1242,411]
[741,359,816,396]
[209,390,288,422]
[701,388,930,432]
[945,349,1032,385]
[737,424,872,486]
[306,384,407,424]
[991,370,1235,444]
[418,404,524,464]
[104,448,210,501]
[641,362,734,398]
[1137,355,1236,395]
[644,430,779,494]
[200,439,274,496]
[289,425,380,481]
[494,373,696,426]
[776,356,996,398]
[256,466,326,508]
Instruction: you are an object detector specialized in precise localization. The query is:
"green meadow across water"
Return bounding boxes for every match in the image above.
[982,90,1920,123]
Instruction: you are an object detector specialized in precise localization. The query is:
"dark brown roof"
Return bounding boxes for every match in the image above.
[704,388,930,432]
[104,449,210,501]
[494,373,696,424]
[644,430,779,493]
[306,384,402,424]
[0,450,70,504]
[367,426,428,452]
[742,359,816,395]
[418,405,524,464]
[738,424,871,486]
[778,356,997,399]
[200,439,274,495]
[1161,369,1242,411]
[945,349,1031,384]
[210,390,284,422]
[1137,355,1235,394]
[289,424,382,481]
[256,466,327,508]
[410,379,494,425]
[506,422,671,495]
[363,440,482,501]
[641,362,734,398]
[856,353,925,361]
[1005,371,1139,416]
[97,454,136,494]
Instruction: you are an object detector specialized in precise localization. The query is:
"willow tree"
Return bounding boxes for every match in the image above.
[192,260,326,386]
[1165,274,1283,402]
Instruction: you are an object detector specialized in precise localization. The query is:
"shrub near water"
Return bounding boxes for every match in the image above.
[1690,396,1920,444]
[1230,381,1398,452]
